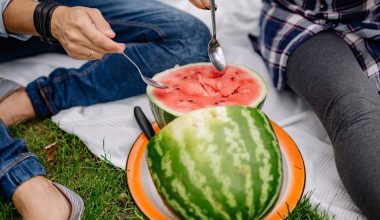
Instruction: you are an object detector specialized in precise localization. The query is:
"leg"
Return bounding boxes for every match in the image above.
[0,27,64,126]
[0,37,64,63]
[287,32,380,219]
[0,120,72,220]
[23,0,210,119]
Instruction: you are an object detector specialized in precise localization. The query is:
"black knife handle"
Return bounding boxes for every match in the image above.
[134,106,155,140]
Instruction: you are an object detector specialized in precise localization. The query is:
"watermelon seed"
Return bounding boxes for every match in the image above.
[187,100,194,103]
[231,86,241,95]
[231,77,235,81]
[182,76,188,79]
[175,88,180,90]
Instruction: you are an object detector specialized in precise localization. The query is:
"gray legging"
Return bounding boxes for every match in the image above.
[287,32,380,219]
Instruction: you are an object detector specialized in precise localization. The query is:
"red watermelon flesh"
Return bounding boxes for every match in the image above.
[151,64,266,113]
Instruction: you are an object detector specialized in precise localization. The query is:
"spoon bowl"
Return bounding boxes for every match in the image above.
[208,0,226,71]
[121,52,169,89]
[208,38,225,71]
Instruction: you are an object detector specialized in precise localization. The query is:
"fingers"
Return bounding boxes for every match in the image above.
[189,0,214,10]
[201,0,212,9]
[67,30,112,55]
[68,33,121,60]
[189,0,205,9]
[51,6,126,60]
[87,8,115,38]
[79,10,125,53]
[66,44,105,60]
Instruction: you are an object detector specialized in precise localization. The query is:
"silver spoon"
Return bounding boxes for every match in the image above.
[208,0,226,71]
[121,52,169,89]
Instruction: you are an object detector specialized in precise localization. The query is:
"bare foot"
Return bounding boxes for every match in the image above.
[12,176,71,220]
[0,89,36,126]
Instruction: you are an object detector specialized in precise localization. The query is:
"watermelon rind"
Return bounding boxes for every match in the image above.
[147,106,283,220]
[146,63,267,128]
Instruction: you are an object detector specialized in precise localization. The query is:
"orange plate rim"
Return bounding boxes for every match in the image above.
[126,121,305,220]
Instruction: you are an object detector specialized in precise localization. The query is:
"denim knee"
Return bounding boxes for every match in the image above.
[184,16,211,61]
[164,13,211,64]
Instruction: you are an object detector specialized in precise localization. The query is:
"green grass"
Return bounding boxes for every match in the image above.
[286,193,332,220]
[0,119,330,220]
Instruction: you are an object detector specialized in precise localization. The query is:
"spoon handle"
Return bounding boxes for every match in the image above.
[210,0,217,37]
[120,52,169,89]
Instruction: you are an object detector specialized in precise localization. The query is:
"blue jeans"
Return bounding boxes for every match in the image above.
[0,120,46,201]
[0,0,210,201]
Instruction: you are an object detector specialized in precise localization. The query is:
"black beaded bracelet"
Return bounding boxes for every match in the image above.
[33,1,62,44]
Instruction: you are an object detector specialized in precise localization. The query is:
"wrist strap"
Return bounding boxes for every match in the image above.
[33,2,48,38]
[46,3,61,42]
[33,1,62,44]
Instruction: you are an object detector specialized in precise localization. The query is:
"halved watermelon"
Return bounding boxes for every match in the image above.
[147,63,267,128]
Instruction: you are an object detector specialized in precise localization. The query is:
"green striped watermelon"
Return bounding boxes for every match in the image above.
[147,106,282,220]
[147,63,267,128]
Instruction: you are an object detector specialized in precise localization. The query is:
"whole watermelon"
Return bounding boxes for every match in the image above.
[147,63,267,128]
[147,106,282,220]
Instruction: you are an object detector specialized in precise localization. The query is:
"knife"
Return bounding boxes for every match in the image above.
[134,106,155,140]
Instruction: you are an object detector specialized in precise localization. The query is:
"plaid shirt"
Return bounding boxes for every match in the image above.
[256,0,380,90]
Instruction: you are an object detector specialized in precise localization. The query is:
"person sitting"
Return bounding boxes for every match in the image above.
[0,0,211,219]
[194,0,380,219]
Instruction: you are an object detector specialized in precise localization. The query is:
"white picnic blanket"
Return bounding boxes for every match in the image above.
[0,0,366,219]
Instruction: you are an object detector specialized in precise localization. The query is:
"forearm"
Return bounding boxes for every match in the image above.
[3,0,38,35]
[3,0,124,60]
